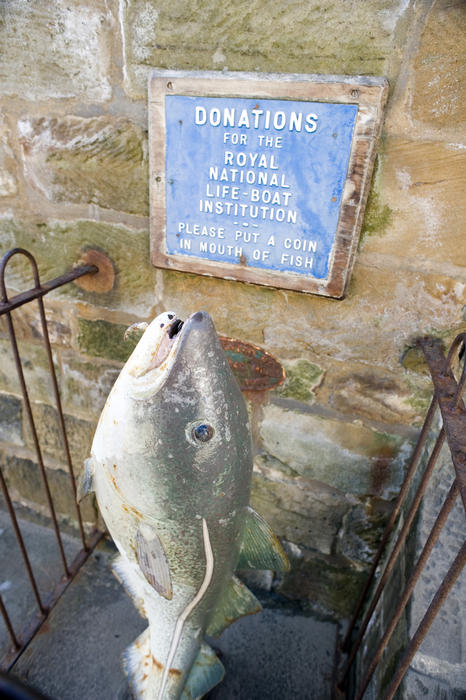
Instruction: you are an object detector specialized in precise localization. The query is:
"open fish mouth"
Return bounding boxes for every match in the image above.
[168,317,184,339]
[125,311,186,381]
[125,311,215,393]
[147,315,185,372]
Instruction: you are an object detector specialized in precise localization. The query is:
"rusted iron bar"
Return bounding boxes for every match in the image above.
[1,529,104,671]
[36,295,87,550]
[0,247,104,671]
[0,248,97,563]
[3,308,71,578]
[355,480,459,700]
[419,336,466,511]
[383,540,466,700]
[339,427,445,686]
[0,249,97,316]
[0,595,19,651]
[339,333,466,698]
[341,395,438,653]
[0,467,45,615]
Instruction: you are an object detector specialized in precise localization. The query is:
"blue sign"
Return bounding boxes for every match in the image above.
[165,96,357,280]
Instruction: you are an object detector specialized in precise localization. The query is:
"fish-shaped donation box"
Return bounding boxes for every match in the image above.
[79,311,289,699]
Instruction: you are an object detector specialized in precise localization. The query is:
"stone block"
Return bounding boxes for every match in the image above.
[0,300,73,349]
[0,338,57,405]
[260,403,412,499]
[0,112,18,197]
[278,543,367,619]
[121,0,411,97]
[337,497,393,567]
[59,352,120,418]
[0,393,23,446]
[251,461,350,554]
[360,139,466,269]
[24,401,95,468]
[76,319,137,364]
[2,453,96,524]
[18,116,149,217]
[410,1,466,132]
[0,1,113,102]
[0,219,157,316]
[325,363,427,426]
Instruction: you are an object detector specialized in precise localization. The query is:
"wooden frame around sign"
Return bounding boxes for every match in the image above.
[149,70,388,299]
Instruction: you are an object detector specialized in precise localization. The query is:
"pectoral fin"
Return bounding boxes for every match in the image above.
[76,457,95,502]
[237,506,290,572]
[206,575,262,638]
[136,523,173,600]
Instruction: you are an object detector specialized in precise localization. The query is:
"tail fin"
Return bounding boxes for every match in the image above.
[123,630,224,700]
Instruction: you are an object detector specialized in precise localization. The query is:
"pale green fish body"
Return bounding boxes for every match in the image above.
[80,311,288,699]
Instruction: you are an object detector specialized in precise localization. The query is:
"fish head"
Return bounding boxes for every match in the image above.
[94,311,252,522]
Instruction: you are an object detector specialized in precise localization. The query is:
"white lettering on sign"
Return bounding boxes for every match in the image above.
[280,253,314,268]
[178,222,225,238]
[195,106,318,133]
[199,199,298,224]
[208,167,290,188]
[224,151,279,169]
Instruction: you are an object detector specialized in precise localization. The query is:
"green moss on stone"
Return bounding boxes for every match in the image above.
[406,383,432,417]
[277,359,324,402]
[400,346,430,375]
[77,318,139,363]
[360,187,393,243]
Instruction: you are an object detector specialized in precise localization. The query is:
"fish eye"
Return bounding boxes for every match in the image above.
[192,423,214,443]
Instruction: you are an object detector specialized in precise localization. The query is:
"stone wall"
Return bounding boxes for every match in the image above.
[0,0,465,622]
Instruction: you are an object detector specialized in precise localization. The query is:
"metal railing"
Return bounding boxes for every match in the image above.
[337,333,466,699]
[0,248,105,670]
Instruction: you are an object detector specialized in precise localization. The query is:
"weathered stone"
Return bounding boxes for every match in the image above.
[0,1,113,102]
[24,401,95,468]
[276,359,324,403]
[360,139,466,269]
[278,543,367,619]
[0,339,58,405]
[260,403,412,498]
[0,112,18,197]
[159,268,277,347]
[18,116,149,216]
[121,0,411,97]
[0,300,73,348]
[338,497,393,567]
[0,393,23,446]
[2,453,96,525]
[251,462,350,554]
[411,0,466,131]
[0,219,157,316]
[327,364,425,426]
[160,257,466,374]
[59,352,120,418]
[77,319,137,364]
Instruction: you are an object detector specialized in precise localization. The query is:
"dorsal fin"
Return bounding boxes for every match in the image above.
[236,506,290,572]
[136,523,173,600]
[206,575,262,638]
[181,642,225,699]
